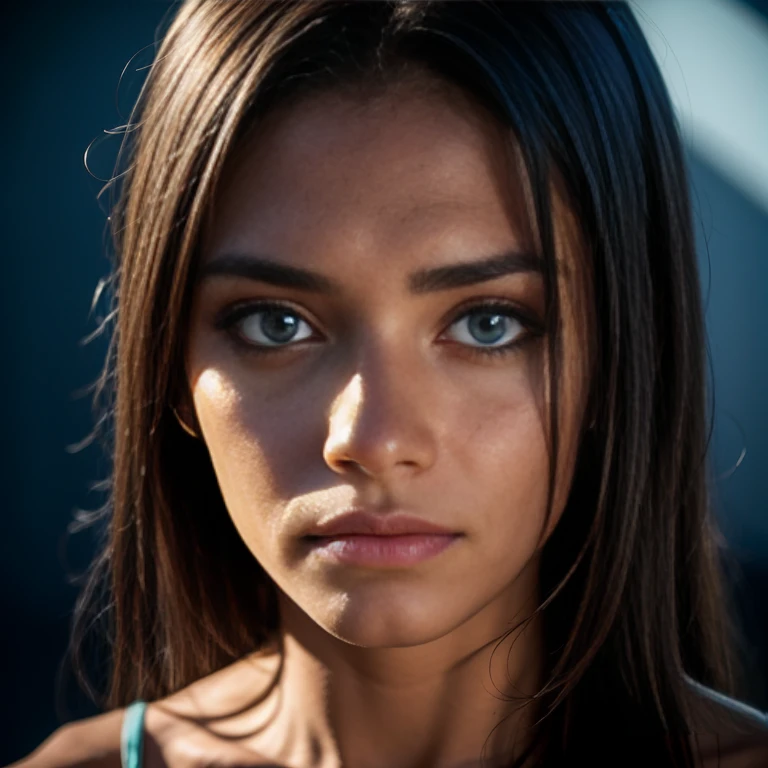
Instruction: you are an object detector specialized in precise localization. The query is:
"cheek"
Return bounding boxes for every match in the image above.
[191,367,297,554]
[450,383,552,555]
[448,341,584,556]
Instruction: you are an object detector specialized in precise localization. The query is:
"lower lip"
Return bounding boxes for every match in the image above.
[305,533,461,567]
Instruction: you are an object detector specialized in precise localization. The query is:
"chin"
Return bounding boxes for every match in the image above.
[311,584,466,648]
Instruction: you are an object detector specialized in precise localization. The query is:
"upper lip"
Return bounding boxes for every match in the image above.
[306,510,459,538]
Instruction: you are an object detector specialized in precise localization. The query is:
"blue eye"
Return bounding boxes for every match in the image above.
[235,305,314,347]
[445,304,527,352]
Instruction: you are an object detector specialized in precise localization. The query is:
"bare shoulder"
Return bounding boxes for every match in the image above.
[141,650,284,767]
[8,651,282,768]
[8,709,124,768]
[686,678,768,768]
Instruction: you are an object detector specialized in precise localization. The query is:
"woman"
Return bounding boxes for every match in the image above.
[15,1,768,766]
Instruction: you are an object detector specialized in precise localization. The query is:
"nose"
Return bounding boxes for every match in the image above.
[323,349,438,482]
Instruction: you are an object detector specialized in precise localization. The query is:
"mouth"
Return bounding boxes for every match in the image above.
[303,532,462,568]
[301,507,462,568]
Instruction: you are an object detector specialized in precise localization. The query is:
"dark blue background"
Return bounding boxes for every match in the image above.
[2,2,767,763]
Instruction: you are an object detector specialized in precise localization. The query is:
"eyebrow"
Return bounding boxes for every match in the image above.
[198,249,543,294]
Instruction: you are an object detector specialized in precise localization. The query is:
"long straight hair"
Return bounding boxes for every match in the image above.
[72,2,741,765]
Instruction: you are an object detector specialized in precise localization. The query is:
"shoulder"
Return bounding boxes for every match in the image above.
[9,709,124,768]
[685,677,768,768]
[141,650,283,767]
[10,651,282,768]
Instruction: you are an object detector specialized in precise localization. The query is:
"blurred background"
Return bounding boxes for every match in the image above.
[1,0,766,762]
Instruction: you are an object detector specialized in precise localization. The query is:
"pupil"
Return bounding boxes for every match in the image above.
[262,310,298,342]
[468,313,505,344]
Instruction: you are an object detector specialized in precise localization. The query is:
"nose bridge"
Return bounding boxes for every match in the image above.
[323,338,437,478]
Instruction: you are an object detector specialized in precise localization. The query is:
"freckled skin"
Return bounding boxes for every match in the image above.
[183,76,592,767]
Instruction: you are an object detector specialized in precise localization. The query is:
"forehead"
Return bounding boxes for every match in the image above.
[203,78,536,264]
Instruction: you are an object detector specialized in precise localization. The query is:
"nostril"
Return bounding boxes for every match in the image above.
[339,458,367,474]
[329,457,375,479]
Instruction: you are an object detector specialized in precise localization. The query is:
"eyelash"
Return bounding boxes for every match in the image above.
[215,299,544,361]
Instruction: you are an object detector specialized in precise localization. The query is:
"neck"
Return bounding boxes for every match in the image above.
[266,560,544,768]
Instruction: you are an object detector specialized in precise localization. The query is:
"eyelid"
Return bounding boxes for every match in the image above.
[213,299,323,353]
[439,297,542,336]
[215,299,321,333]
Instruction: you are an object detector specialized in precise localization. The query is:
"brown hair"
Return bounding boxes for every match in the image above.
[72,2,742,765]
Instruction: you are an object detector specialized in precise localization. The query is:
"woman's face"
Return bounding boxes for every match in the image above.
[186,77,591,648]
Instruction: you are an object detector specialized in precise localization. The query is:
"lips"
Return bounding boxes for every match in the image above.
[304,509,459,538]
[305,532,459,567]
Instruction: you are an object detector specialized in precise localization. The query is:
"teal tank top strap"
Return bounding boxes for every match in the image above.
[120,700,147,768]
